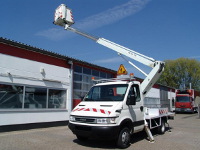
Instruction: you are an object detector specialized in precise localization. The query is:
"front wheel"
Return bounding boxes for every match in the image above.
[76,135,88,141]
[117,127,131,149]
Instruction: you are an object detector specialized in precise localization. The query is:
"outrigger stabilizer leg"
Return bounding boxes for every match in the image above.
[144,120,154,143]
[166,122,172,132]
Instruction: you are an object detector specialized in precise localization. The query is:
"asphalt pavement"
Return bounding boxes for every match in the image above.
[0,113,199,150]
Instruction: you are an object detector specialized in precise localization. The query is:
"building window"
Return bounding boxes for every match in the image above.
[83,67,91,75]
[74,83,82,90]
[100,72,106,78]
[0,84,23,109]
[74,65,82,73]
[82,83,91,91]
[48,89,66,109]
[24,87,47,109]
[73,91,82,99]
[0,83,67,110]
[74,74,82,81]
[92,70,99,76]
[82,75,90,83]
[106,73,113,78]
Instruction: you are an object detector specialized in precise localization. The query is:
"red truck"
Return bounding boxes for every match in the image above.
[175,89,200,113]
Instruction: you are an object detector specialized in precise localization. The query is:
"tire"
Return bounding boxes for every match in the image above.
[157,119,166,134]
[76,135,88,141]
[117,127,131,149]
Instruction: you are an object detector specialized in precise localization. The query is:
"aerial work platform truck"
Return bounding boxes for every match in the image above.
[53,4,175,148]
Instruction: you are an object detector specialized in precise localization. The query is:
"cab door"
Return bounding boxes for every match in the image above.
[127,83,144,132]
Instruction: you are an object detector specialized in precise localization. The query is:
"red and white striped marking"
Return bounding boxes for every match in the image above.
[159,109,168,115]
[70,11,74,21]
[73,108,111,115]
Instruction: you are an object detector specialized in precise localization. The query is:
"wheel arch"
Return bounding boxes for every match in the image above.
[119,118,134,133]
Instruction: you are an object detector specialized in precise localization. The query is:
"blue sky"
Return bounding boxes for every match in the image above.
[1,0,200,78]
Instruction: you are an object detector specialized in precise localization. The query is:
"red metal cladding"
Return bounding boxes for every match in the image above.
[0,43,70,68]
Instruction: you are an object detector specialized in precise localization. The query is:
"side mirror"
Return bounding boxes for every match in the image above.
[80,96,85,101]
[126,95,136,105]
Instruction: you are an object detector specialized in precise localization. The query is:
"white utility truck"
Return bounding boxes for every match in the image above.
[54,4,174,148]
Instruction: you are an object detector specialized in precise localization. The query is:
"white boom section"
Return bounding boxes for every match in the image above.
[97,38,155,68]
[97,38,165,95]
[95,37,165,96]
[53,4,165,96]
[64,26,164,96]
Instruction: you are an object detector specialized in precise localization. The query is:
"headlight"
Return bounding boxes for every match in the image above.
[96,118,116,124]
[69,115,75,122]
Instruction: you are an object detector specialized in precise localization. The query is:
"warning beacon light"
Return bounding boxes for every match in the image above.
[54,4,74,27]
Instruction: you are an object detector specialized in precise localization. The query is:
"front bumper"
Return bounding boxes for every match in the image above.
[68,123,120,140]
[175,108,193,113]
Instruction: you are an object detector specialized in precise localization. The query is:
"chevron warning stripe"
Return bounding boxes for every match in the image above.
[73,108,111,115]
[159,108,168,115]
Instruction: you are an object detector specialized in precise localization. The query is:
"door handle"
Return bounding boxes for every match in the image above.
[140,106,144,112]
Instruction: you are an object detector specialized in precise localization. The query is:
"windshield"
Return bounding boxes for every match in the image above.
[84,84,128,102]
[176,96,190,102]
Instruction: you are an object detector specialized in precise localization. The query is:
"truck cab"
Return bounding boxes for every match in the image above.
[69,80,145,148]
[175,90,195,113]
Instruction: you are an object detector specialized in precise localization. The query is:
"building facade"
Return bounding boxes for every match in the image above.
[0,37,115,126]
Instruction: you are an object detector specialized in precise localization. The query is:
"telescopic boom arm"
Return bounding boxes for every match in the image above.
[53,4,165,96]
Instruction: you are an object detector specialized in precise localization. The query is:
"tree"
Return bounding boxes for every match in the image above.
[158,58,200,91]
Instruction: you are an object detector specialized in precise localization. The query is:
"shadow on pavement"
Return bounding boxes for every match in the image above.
[73,130,150,149]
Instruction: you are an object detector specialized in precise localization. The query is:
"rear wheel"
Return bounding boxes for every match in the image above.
[117,127,131,149]
[157,119,166,134]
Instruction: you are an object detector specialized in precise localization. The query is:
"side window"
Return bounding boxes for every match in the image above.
[128,84,141,102]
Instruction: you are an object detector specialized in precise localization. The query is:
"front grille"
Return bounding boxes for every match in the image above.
[75,117,96,124]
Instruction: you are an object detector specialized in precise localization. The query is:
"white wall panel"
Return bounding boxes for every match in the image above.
[0,111,69,126]
[0,53,70,88]
[0,54,72,126]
